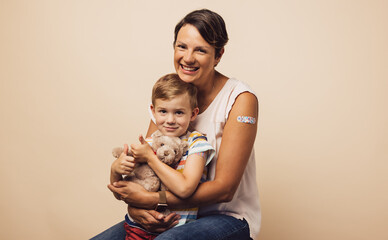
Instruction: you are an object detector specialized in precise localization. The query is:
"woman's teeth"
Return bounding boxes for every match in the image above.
[182,65,198,71]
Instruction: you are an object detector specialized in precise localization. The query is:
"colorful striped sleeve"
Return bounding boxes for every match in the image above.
[186,131,215,166]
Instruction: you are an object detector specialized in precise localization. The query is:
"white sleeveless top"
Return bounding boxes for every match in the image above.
[149,78,261,238]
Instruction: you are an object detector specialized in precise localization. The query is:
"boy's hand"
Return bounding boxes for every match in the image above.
[111,144,135,175]
[130,135,155,163]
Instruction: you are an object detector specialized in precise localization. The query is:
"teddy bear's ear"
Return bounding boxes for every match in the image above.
[112,147,123,158]
[180,141,189,154]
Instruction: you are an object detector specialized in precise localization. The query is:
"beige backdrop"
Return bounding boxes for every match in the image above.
[1,0,387,239]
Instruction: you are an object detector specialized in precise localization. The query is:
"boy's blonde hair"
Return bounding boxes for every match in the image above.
[152,73,198,109]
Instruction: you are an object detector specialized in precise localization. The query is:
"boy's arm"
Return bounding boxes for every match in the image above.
[110,170,123,200]
[147,152,206,198]
[110,169,123,184]
[110,144,135,200]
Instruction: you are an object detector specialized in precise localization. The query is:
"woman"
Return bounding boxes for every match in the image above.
[95,9,261,240]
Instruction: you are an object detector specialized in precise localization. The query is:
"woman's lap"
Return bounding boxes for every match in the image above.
[90,214,251,240]
[155,214,251,240]
[90,220,126,240]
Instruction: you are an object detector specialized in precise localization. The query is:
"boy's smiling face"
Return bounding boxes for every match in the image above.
[151,92,199,137]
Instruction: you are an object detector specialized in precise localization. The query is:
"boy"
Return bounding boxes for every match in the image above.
[110,73,215,239]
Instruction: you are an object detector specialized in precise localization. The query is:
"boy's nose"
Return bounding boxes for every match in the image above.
[167,114,175,123]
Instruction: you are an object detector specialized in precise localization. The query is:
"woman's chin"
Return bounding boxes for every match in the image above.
[178,73,196,83]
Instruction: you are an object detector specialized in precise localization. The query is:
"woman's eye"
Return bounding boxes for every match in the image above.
[177,44,186,49]
[198,49,206,53]
[161,143,164,146]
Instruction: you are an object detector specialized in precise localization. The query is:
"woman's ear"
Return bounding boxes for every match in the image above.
[215,48,225,66]
[191,107,199,121]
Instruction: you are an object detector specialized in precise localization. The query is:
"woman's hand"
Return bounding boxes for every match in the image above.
[130,135,155,163]
[107,180,157,208]
[127,206,180,233]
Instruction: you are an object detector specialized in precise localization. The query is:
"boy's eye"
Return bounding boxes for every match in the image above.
[159,110,167,114]
[176,111,184,115]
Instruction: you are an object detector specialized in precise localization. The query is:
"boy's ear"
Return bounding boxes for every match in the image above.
[151,104,156,116]
[191,107,199,121]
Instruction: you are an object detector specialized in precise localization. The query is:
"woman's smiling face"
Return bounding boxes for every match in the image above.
[174,24,219,86]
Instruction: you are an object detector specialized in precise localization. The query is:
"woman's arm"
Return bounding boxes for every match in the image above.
[109,92,258,209]
[167,92,258,207]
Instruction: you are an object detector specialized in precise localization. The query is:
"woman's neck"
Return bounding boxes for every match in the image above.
[196,73,216,98]
[196,71,227,113]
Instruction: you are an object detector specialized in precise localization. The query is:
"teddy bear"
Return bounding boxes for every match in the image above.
[112,130,189,192]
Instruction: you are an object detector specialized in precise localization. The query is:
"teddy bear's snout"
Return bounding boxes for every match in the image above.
[164,149,172,156]
[157,147,174,159]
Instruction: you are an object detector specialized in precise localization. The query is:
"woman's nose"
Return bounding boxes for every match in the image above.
[183,50,195,63]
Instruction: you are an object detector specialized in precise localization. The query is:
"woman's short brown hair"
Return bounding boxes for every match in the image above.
[174,9,229,59]
[152,73,198,110]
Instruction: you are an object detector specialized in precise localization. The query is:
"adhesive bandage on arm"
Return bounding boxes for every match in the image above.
[237,116,256,124]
